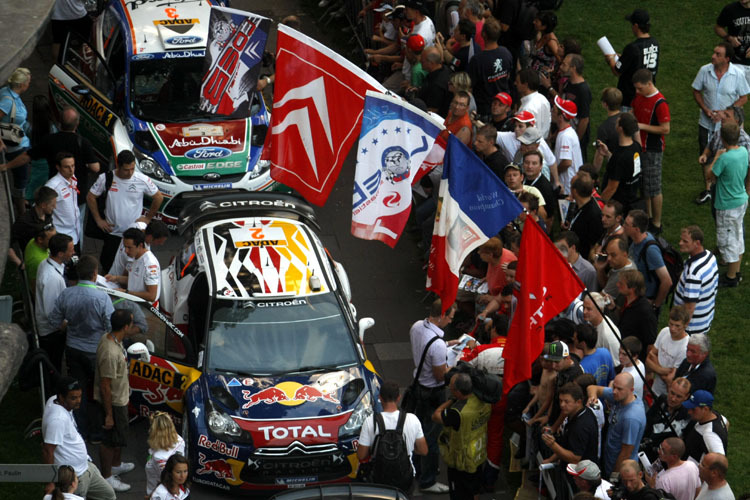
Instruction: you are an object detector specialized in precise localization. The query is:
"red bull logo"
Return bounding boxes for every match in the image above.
[197,452,235,480]
[242,382,339,409]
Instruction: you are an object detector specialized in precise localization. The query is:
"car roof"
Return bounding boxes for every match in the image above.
[116,0,214,54]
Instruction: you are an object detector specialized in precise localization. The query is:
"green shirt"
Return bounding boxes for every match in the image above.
[713,146,749,210]
[411,62,428,88]
[24,239,49,282]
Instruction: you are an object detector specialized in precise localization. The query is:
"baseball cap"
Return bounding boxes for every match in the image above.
[405,0,429,14]
[373,3,393,12]
[543,340,569,361]
[625,9,649,26]
[504,162,522,173]
[682,390,714,409]
[407,34,425,52]
[513,110,536,124]
[554,95,578,120]
[518,126,542,145]
[493,92,512,107]
[385,5,406,18]
[566,460,601,481]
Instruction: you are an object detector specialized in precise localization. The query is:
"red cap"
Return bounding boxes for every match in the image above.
[513,110,536,125]
[554,95,578,120]
[493,92,512,107]
[406,34,425,52]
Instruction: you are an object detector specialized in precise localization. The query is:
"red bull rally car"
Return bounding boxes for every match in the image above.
[125,192,380,494]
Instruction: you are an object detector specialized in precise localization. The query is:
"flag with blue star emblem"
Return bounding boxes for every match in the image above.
[351,92,443,247]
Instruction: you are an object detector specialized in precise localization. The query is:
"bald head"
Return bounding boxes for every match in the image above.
[421,46,443,70]
[662,437,685,460]
[60,106,80,132]
[619,459,640,475]
[704,453,729,478]
[616,372,634,389]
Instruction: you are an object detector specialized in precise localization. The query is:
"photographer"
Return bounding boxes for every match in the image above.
[567,460,612,500]
[613,459,663,500]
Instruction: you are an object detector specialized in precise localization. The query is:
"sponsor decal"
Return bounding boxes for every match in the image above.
[155,123,166,131]
[80,94,115,130]
[192,183,232,191]
[153,18,200,26]
[257,424,332,441]
[177,162,205,171]
[198,199,297,210]
[241,382,339,409]
[242,378,253,386]
[229,226,286,248]
[182,124,224,137]
[234,413,352,447]
[166,35,203,45]
[162,50,205,59]
[210,160,244,169]
[192,477,230,490]
[129,359,187,389]
[256,298,307,308]
[227,378,241,387]
[197,434,240,459]
[185,147,232,160]
[275,476,317,485]
[174,136,241,148]
[203,172,221,181]
[131,53,155,60]
[197,453,235,480]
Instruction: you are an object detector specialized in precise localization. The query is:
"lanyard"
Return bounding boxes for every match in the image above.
[76,283,97,289]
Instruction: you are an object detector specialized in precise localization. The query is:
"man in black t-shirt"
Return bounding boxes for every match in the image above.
[468,18,513,117]
[561,54,592,161]
[605,9,660,109]
[418,47,453,117]
[716,1,750,79]
[473,124,509,179]
[523,149,556,228]
[541,382,599,467]
[594,88,624,171]
[598,113,642,214]
[544,341,584,433]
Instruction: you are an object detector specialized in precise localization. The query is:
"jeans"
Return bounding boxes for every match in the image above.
[65,346,98,440]
[413,384,446,488]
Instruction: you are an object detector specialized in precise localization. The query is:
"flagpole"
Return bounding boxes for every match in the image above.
[581,288,677,437]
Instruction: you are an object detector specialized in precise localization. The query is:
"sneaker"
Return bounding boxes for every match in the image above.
[695,190,711,205]
[648,222,663,235]
[420,482,449,493]
[719,274,740,288]
[111,462,135,475]
[105,475,131,492]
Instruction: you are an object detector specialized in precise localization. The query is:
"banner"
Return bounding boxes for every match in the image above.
[200,6,271,115]
[351,91,443,247]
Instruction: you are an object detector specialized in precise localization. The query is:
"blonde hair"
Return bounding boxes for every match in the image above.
[148,412,180,451]
[449,72,472,93]
[8,68,31,89]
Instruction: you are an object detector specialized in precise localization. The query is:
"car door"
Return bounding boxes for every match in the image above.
[48,32,118,162]
[117,295,201,425]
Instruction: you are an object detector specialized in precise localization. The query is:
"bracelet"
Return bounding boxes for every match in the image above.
[265,76,272,84]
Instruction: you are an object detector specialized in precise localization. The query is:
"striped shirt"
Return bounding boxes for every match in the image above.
[673,250,718,334]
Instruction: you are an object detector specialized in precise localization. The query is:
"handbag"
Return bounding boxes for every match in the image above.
[0,97,24,146]
[400,334,441,413]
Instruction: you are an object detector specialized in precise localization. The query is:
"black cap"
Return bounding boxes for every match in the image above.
[405,0,429,15]
[625,9,649,26]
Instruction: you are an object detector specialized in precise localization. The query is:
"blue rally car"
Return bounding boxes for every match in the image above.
[124,192,380,494]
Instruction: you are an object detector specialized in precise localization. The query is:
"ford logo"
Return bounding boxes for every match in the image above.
[203,173,221,181]
[165,36,202,46]
[185,147,232,160]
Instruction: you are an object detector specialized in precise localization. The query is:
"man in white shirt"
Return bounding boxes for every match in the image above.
[357,380,428,493]
[582,292,621,365]
[87,150,163,274]
[552,96,584,194]
[45,152,81,246]
[106,227,160,305]
[36,233,75,372]
[646,306,690,397]
[516,68,552,140]
[107,220,170,277]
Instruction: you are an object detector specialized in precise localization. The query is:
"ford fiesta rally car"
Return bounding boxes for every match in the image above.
[48,0,277,227]
[124,193,380,494]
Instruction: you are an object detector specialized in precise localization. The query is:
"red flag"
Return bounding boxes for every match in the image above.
[501,218,585,393]
[263,25,385,206]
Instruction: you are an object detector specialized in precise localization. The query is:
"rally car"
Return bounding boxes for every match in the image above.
[48,0,276,227]
[124,192,380,494]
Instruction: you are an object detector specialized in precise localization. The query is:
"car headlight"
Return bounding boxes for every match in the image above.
[248,158,270,179]
[136,153,174,184]
[338,392,373,439]
[207,409,242,438]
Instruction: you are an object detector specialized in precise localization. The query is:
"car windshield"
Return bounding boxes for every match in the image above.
[130,57,220,123]
[206,294,359,375]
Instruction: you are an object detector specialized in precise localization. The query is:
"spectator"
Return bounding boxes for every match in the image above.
[529,10,562,78]
[674,334,718,395]
[692,42,750,204]
[682,391,729,462]
[108,219,170,277]
[643,378,692,454]
[50,0,93,60]
[405,0,436,47]
[590,199,625,262]
[518,191,546,233]
[105,228,161,305]
[646,306,690,399]
[25,223,57,289]
[474,124,508,178]
[87,150,163,273]
[503,162,548,220]
[523,149,557,228]
[597,113,643,215]
[417,47,453,116]
[447,71,478,115]
[555,231,597,292]
[631,69,671,233]
[357,380,427,493]
[617,459,663,500]
[460,0,485,50]
[568,173,604,262]
[475,236,517,307]
[698,105,750,199]
[558,54,592,160]
[696,453,735,500]
[437,19,480,73]
[9,186,56,264]
[587,373,647,477]
[567,460,612,500]
[574,322,615,386]
[542,381,599,467]
[645,437,701,500]
[709,122,748,287]
[544,340,583,433]
[616,270,657,359]
[0,67,32,215]
[605,9,660,109]
[552,96,583,194]
[673,225,719,334]
[94,309,135,491]
[442,91,474,145]
[409,298,455,493]
[716,0,750,83]
[49,255,114,440]
[488,92,513,132]
[42,377,115,500]
[42,464,81,500]
[516,68,552,140]
[468,18,513,118]
[593,87,624,171]
[624,209,672,312]
[514,125,558,181]
[595,236,636,298]
[432,372,491,499]
[151,454,190,500]
[146,412,186,498]
[45,152,81,247]
[581,292,621,365]
[36,233,75,372]
[618,336,646,401]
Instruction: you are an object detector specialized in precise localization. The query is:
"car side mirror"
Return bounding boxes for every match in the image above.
[72,85,90,95]
[358,317,375,343]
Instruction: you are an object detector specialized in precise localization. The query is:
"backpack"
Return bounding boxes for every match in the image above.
[638,236,684,298]
[451,361,503,404]
[369,411,413,492]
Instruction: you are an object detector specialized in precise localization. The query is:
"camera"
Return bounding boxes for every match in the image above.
[596,252,608,262]
[609,477,628,500]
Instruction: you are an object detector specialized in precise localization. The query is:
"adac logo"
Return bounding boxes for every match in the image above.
[242,382,339,409]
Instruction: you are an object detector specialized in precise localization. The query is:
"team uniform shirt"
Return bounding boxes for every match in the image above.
[146,436,185,495]
[604,141,642,211]
[108,221,148,276]
[632,90,670,152]
[599,388,646,476]
[128,250,161,306]
[519,91,552,139]
[673,250,719,334]
[409,319,448,387]
[42,396,89,475]
[358,410,424,474]
[35,258,67,336]
[615,37,660,107]
[89,171,158,237]
[46,173,81,244]
[150,483,190,500]
[691,62,750,131]
[651,328,689,397]
[461,337,506,375]
[655,460,701,500]
[554,125,583,195]
[718,2,750,67]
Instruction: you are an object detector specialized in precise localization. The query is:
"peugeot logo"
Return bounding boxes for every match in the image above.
[203,173,221,181]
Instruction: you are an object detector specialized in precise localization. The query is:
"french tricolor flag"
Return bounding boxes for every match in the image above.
[426,135,523,312]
